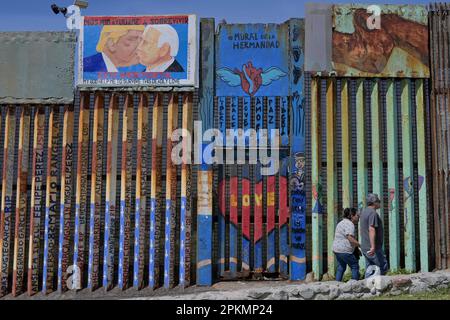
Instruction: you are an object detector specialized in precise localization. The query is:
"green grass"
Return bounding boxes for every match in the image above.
[386,269,412,276]
[370,286,450,300]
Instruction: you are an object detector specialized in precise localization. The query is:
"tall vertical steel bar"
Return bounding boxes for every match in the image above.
[87,93,105,290]
[103,94,119,291]
[415,79,429,272]
[266,96,276,273]
[133,93,149,289]
[401,79,416,272]
[218,96,226,276]
[197,18,215,285]
[164,93,178,288]
[229,96,239,275]
[0,106,16,296]
[27,107,46,296]
[370,81,383,234]
[180,93,193,286]
[311,77,323,280]
[278,96,289,277]
[289,18,306,280]
[386,80,400,271]
[57,105,75,293]
[241,96,251,272]
[429,5,441,269]
[356,79,367,271]
[254,96,264,273]
[42,106,60,294]
[12,107,31,297]
[73,92,90,290]
[341,80,353,209]
[326,79,337,278]
[118,94,134,290]
[149,93,164,289]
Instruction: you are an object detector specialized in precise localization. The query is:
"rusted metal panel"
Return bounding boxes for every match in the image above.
[87,93,105,290]
[332,5,429,78]
[42,106,60,294]
[133,93,149,289]
[73,92,91,289]
[0,32,76,104]
[326,79,337,278]
[57,105,75,292]
[12,107,31,296]
[27,107,46,296]
[429,3,450,269]
[118,94,134,290]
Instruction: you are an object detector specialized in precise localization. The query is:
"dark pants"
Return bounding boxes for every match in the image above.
[363,248,389,277]
[334,252,360,281]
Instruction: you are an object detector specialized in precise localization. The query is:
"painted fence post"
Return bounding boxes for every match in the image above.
[118,94,134,290]
[180,93,193,286]
[164,93,178,288]
[386,80,400,272]
[57,105,75,293]
[0,106,16,296]
[73,92,91,289]
[149,93,164,289]
[27,106,46,296]
[311,77,323,280]
[229,96,239,275]
[326,79,337,278]
[87,93,105,291]
[254,96,264,273]
[401,79,416,272]
[279,96,290,277]
[370,81,384,236]
[103,94,119,291]
[12,107,31,297]
[289,18,307,280]
[341,80,353,209]
[266,97,277,273]
[197,18,215,286]
[241,96,252,272]
[133,93,149,289]
[218,96,227,276]
[415,79,429,272]
[42,106,60,294]
[356,79,368,271]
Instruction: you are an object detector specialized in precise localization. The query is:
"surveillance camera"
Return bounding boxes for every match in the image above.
[51,4,68,16]
[73,0,89,9]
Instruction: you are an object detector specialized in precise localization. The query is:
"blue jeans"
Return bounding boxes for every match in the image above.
[334,252,360,281]
[363,248,388,277]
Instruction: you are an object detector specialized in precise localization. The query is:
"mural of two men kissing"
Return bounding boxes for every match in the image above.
[79,15,196,86]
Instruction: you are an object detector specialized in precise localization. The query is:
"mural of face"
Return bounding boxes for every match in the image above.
[137,27,165,67]
[110,30,143,66]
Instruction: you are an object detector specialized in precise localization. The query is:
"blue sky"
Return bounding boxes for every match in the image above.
[0,0,430,31]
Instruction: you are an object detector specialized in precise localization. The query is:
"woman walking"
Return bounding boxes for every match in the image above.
[332,208,361,281]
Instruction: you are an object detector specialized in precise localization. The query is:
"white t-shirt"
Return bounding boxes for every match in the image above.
[332,218,355,254]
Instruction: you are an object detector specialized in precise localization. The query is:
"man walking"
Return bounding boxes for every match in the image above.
[360,193,388,277]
